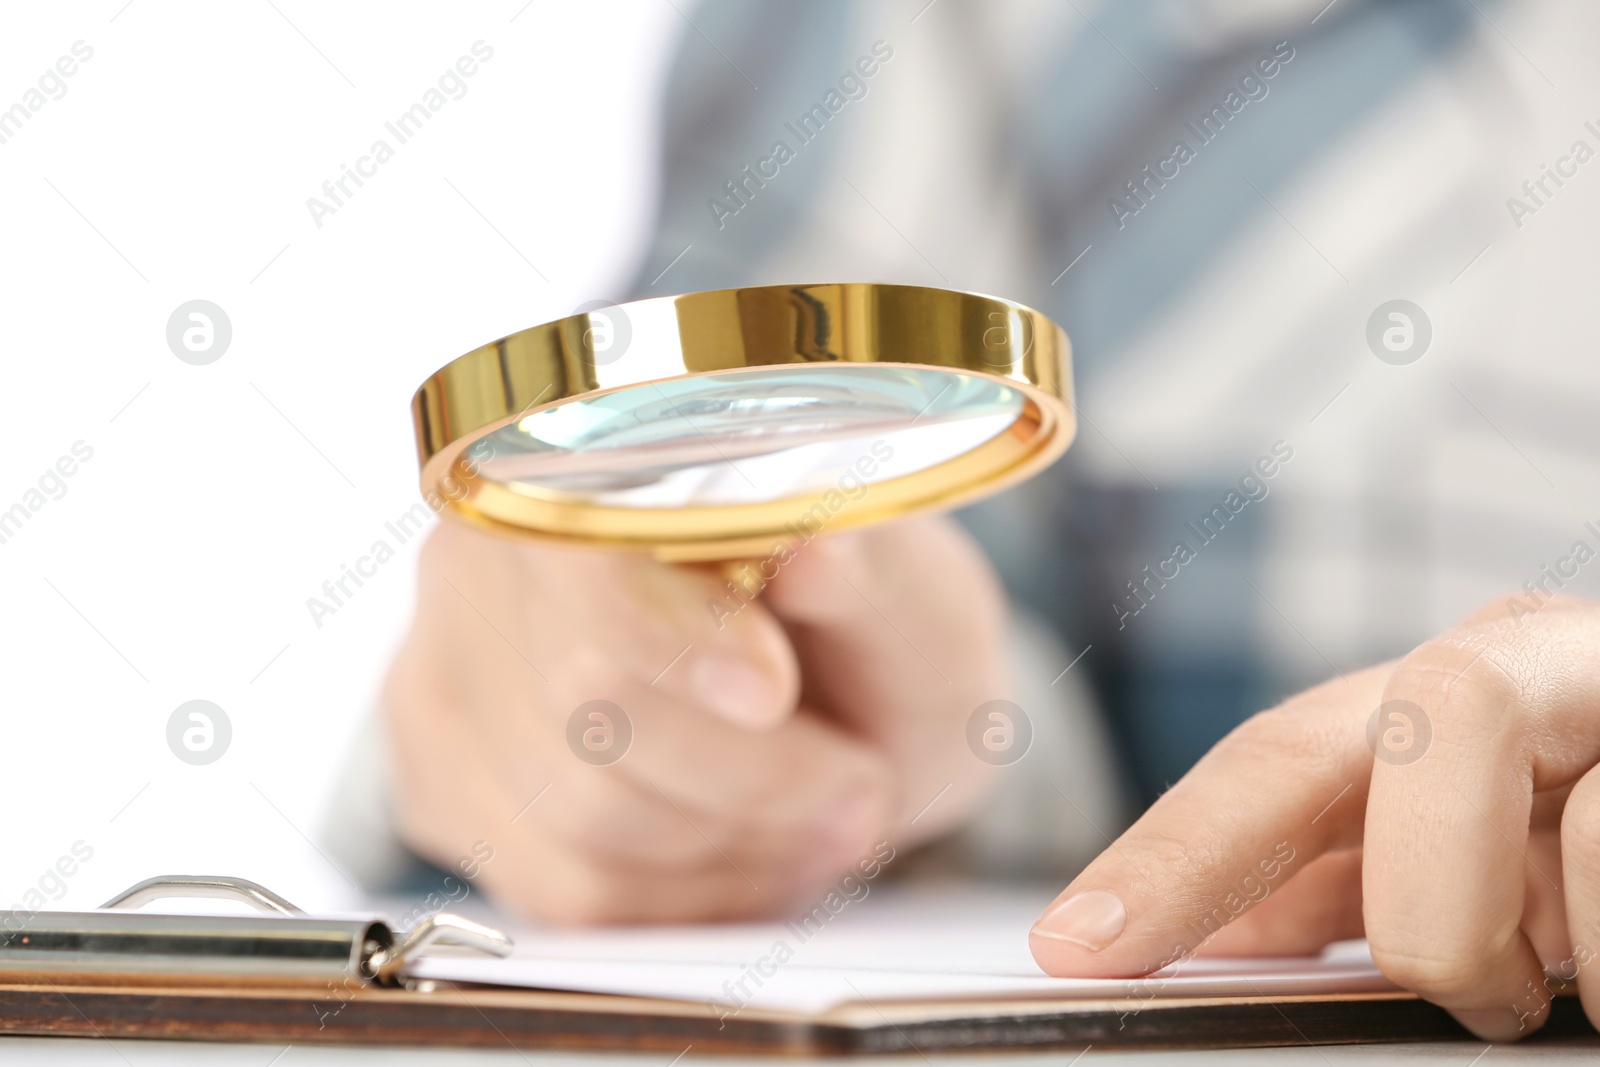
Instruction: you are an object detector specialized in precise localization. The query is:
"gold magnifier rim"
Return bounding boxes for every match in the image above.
[411,282,1075,561]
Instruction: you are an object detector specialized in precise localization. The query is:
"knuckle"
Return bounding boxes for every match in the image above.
[1396,632,1497,688]
[773,761,894,856]
[527,866,634,926]
[833,772,896,840]
[1561,778,1600,865]
[840,760,898,822]
[1134,827,1217,886]
[1369,942,1502,1003]
[549,775,727,867]
[472,825,644,926]
[550,774,644,843]
[1386,631,1525,730]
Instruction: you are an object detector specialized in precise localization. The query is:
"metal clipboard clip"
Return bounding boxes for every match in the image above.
[0,875,513,991]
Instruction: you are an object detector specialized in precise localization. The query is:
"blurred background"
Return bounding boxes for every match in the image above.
[2,0,1598,913]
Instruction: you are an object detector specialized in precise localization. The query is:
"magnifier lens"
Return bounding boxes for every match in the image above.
[477,366,1025,509]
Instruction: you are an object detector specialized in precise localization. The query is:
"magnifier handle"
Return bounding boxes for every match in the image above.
[712,555,779,593]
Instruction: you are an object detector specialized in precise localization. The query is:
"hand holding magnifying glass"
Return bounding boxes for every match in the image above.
[384,284,1074,922]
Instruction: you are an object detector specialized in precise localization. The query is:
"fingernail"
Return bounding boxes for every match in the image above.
[691,652,781,729]
[1031,890,1127,951]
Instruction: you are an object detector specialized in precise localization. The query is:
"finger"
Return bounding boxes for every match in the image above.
[1563,765,1600,1033]
[763,517,1009,733]
[1363,601,1600,1040]
[506,778,858,918]
[388,672,872,906]
[524,768,746,871]
[762,517,1011,831]
[408,563,897,874]
[608,684,896,861]
[480,824,790,925]
[1194,849,1365,957]
[408,656,894,877]
[389,669,877,897]
[530,708,893,881]
[424,521,801,731]
[1030,664,1391,978]
[1522,822,1571,968]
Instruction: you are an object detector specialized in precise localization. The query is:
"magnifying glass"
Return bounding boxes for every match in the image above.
[411,283,1074,562]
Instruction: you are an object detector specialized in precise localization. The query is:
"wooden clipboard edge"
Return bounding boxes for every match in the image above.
[0,980,1590,1054]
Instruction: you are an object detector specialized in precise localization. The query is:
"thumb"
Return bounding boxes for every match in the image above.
[454,525,803,733]
[759,515,1009,743]
[612,551,802,732]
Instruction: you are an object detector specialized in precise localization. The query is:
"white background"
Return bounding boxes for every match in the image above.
[0,0,681,912]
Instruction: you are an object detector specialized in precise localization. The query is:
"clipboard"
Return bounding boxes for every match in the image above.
[2,875,1592,1054]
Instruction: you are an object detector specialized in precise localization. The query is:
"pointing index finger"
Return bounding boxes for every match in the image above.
[1030,665,1390,977]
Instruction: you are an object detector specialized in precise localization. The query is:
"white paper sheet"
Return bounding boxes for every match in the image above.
[410,883,1396,1015]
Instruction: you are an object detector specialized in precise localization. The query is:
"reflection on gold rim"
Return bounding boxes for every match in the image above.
[412,283,1075,561]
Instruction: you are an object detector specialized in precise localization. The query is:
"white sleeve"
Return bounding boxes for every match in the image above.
[321,709,430,891]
